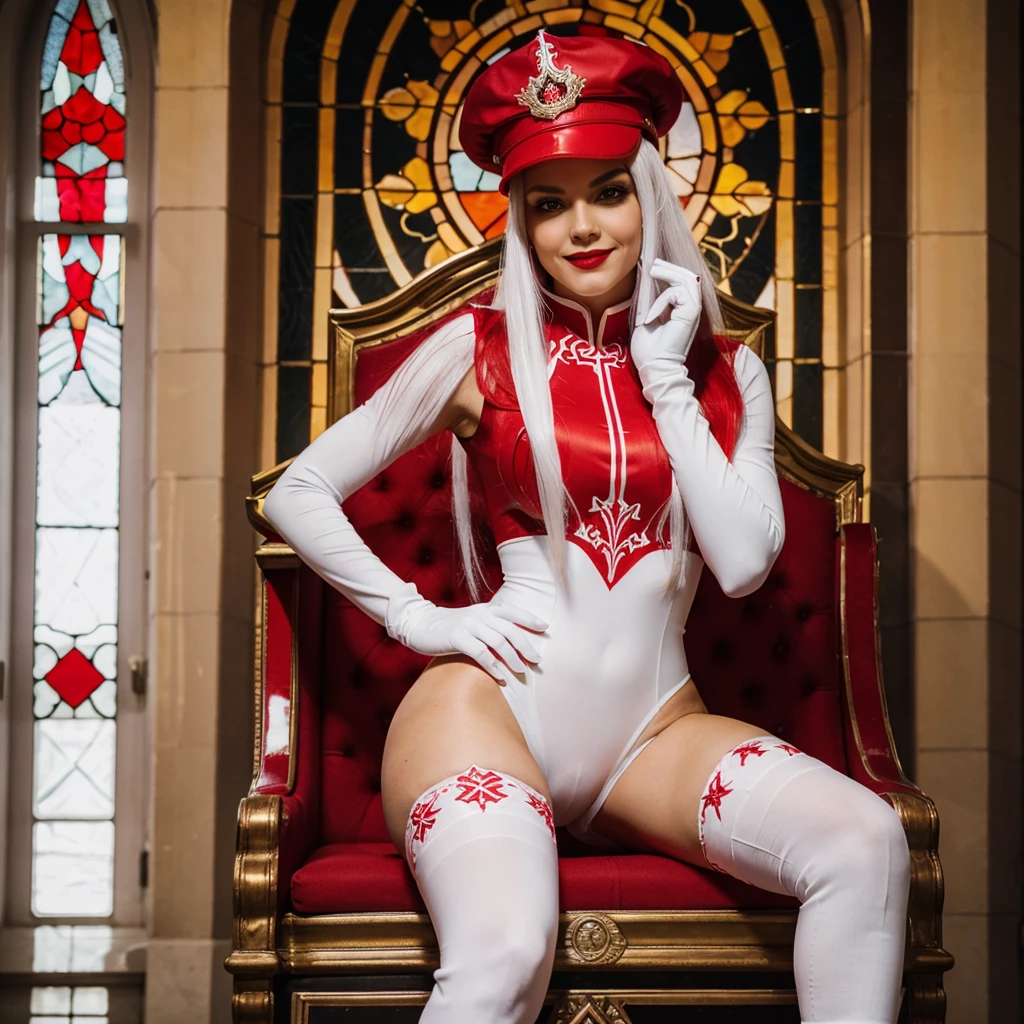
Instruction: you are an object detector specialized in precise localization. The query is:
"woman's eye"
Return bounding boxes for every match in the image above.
[535,199,563,212]
[598,184,630,202]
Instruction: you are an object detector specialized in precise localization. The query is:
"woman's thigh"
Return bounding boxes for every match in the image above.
[592,713,768,864]
[381,653,547,850]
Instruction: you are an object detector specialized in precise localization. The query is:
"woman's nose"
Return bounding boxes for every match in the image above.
[569,201,599,244]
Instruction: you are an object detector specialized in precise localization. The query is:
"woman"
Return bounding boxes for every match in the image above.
[264,31,910,1024]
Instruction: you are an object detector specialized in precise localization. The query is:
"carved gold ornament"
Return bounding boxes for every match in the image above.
[564,913,627,965]
[550,994,630,1024]
[515,30,586,121]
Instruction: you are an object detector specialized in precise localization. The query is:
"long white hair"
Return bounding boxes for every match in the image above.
[450,140,724,602]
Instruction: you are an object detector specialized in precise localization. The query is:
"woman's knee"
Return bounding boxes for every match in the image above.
[473,912,557,987]
[809,791,910,893]
[435,917,555,1021]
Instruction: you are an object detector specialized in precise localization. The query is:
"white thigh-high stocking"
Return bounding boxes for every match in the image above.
[406,766,560,1024]
[697,736,911,1024]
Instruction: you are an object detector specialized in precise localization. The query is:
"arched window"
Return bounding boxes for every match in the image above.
[30,0,127,920]
[264,0,839,462]
[3,0,151,925]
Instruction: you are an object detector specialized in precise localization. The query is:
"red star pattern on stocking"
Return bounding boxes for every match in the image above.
[731,740,768,766]
[409,789,444,843]
[778,743,802,756]
[454,767,509,810]
[700,770,734,824]
[524,791,556,838]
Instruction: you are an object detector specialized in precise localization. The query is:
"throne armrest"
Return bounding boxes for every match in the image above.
[838,524,952,971]
[232,505,326,978]
[837,524,916,796]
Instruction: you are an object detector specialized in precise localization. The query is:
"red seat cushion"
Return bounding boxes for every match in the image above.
[290,843,799,915]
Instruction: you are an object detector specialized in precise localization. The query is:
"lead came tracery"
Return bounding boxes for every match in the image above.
[30,0,126,918]
[268,0,836,460]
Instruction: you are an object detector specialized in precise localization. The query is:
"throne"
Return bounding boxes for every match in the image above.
[227,239,953,1023]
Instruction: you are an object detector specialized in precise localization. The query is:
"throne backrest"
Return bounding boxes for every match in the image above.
[253,239,863,847]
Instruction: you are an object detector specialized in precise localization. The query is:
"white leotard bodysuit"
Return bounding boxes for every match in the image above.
[263,289,784,845]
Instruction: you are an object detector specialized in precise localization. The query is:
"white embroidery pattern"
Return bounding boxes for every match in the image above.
[550,333,653,582]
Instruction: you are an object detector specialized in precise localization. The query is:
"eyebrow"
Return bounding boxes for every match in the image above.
[525,166,631,195]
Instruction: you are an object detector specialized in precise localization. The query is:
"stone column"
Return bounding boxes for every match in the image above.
[145,1,264,1021]
[838,0,916,770]
[909,0,1021,1019]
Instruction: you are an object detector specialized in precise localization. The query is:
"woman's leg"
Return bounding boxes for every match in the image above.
[382,655,558,1024]
[593,713,911,1024]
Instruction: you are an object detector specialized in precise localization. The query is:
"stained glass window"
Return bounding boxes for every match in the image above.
[268,0,837,458]
[37,0,126,224]
[30,0,126,919]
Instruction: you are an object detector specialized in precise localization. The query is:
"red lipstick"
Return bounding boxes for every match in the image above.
[564,248,613,270]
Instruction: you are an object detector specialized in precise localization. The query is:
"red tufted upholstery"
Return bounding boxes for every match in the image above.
[290,843,798,915]
[266,333,901,917]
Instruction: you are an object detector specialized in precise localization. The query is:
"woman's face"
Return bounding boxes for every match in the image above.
[522,157,642,312]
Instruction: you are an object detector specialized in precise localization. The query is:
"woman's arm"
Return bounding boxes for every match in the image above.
[642,343,785,598]
[262,313,546,686]
[263,313,477,624]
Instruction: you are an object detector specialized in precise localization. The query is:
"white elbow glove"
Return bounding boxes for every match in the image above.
[262,314,547,686]
[630,258,703,382]
[387,585,547,687]
[629,261,785,597]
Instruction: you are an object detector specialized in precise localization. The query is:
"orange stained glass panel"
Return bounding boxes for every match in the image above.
[460,191,508,237]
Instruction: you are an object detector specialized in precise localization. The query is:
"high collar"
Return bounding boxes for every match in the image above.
[541,284,633,350]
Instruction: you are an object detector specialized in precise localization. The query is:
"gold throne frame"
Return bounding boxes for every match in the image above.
[232,238,952,1023]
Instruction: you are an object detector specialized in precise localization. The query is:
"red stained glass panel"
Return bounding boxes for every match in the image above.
[38,0,126,224]
[44,648,106,711]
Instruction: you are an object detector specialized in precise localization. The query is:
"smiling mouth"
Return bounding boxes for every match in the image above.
[564,248,613,270]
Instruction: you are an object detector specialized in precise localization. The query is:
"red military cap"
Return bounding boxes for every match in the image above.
[459,31,683,195]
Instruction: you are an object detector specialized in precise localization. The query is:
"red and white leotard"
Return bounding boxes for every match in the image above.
[459,289,781,842]
[263,287,784,845]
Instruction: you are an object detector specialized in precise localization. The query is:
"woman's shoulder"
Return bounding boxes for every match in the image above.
[708,335,768,392]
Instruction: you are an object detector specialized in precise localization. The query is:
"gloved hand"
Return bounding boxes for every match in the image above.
[387,582,546,687]
[630,259,703,385]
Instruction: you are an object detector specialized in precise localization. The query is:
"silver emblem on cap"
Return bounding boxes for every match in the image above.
[515,30,586,121]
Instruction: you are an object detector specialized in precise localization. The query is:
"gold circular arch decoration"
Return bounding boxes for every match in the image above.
[264,0,840,454]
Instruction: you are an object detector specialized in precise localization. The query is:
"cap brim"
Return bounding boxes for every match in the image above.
[498,123,642,195]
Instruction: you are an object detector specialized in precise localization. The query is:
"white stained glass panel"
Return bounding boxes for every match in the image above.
[67,927,114,972]
[32,925,73,972]
[91,643,117,679]
[667,102,701,159]
[32,821,114,917]
[34,641,61,679]
[79,319,122,407]
[34,719,116,819]
[34,680,64,720]
[35,527,118,638]
[71,987,109,1014]
[36,404,120,527]
[40,234,71,323]
[35,177,61,221]
[103,177,127,224]
[83,679,117,719]
[447,150,499,192]
[92,236,122,324]
[30,988,72,1014]
[38,325,78,406]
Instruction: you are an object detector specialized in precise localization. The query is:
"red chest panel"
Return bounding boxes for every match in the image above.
[460,299,675,588]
